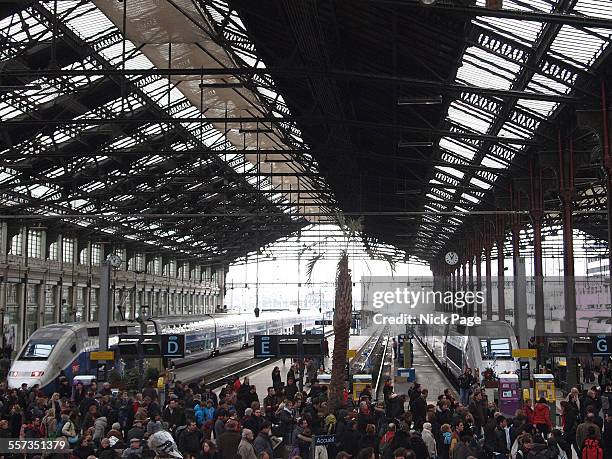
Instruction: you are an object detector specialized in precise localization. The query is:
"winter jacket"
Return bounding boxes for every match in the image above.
[120,446,143,459]
[178,429,203,456]
[237,439,257,459]
[162,406,185,429]
[253,432,274,458]
[422,428,437,458]
[533,402,552,428]
[93,416,107,442]
[217,430,241,459]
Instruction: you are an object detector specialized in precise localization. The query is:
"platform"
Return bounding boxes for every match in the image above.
[223,333,373,402]
[392,336,457,404]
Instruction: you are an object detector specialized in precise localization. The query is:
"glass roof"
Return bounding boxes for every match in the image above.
[413,0,612,257]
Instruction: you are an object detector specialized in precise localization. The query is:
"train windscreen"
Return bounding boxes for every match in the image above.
[479,338,512,359]
[19,340,57,360]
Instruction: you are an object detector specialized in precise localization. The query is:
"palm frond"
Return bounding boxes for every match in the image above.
[383,253,397,277]
[306,253,325,285]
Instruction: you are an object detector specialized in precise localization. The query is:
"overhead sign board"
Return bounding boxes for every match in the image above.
[592,335,612,356]
[90,351,114,361]
[512,349,537,359]
[254,335,324,358]
[315,320,332,325]
[254,335,279,358]
[161,334,185,358]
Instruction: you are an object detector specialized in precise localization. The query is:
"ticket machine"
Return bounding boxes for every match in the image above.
[533,373,557,421]
[533,374,555,403]
[499,374,521,417]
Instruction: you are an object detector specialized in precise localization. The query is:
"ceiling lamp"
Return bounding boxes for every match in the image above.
[398,96,443,105]
[419,0,437,4]
[398,141,434,148]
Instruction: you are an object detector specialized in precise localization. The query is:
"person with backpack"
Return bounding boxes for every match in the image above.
[601,411,612,459]
[439,423,452,459]
[578,415,603,456]
[582,426,604,459]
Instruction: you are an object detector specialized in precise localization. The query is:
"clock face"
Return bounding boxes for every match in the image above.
[107,254,122,268]
[445,251,459,266]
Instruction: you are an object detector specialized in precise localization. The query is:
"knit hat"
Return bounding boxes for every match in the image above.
[112,423,121,430]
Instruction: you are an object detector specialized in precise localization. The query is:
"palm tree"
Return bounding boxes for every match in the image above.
[328,252,352,411]
[305,215,363,411]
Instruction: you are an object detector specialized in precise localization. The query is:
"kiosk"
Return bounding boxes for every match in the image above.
[533,374,555,403]
[352,374,372,401]
[533,373,557,422]
[498,374,521,417]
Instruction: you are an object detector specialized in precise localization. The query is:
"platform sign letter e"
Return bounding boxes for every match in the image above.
[162,334,185,358]
[254,335,277,358]
[593,336,611,356]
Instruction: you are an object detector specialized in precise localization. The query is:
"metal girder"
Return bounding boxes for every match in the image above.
[359,0,612,29]
[0,115,541,145]
[0,67,582,103]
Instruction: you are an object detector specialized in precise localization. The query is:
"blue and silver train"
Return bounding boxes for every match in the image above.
[7,311,320,392]
[417,320,520,379]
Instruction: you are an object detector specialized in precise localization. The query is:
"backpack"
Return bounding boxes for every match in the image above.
[56,419,66,438]
[581,439,603,459]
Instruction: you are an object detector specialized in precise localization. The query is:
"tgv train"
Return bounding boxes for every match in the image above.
[8,311,320,392]
[417,320,520,380]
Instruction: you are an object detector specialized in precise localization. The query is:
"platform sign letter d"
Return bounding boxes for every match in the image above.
[168,337,178,354]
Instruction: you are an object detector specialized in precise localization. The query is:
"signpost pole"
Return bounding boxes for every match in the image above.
[98,260,111,382]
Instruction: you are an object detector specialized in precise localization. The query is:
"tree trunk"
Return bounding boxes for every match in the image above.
[328,253,352,411]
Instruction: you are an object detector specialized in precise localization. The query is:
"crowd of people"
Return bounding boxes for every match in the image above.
[0,361,611,459]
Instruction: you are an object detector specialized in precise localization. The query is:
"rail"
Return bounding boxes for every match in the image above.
[374,334,392,400]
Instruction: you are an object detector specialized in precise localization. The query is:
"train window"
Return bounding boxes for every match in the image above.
[479,338,512,359]
[20,340,57,360]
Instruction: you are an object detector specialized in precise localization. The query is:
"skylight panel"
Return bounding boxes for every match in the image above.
[474,17,543,46]
[481,155,509,169]
[456,59,514,91]
[550,25,611,67]
[573,0,612,19]
[447,105,492,134]
[462,193,480,204]
[516,99,558,117]
[470,177,492,190]
[528,73,573,95]
[498,123,532,140]
[474,0,553,12]
[435,166,464,180]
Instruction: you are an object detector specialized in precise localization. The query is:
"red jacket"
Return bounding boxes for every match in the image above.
[533,402,552,428]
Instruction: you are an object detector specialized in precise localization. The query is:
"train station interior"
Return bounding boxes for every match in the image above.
[1,1,612,459]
